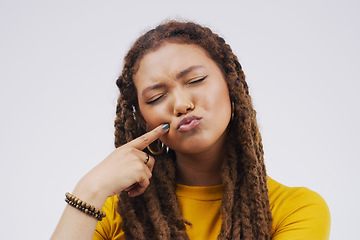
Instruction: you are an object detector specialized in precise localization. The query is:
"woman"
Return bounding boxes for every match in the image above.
[52,21,330,240]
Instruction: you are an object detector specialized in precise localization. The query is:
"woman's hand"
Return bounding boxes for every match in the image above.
[74,123,169,200]
[51,123,169,240]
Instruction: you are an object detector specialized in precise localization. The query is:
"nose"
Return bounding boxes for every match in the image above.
[173,92,194,117]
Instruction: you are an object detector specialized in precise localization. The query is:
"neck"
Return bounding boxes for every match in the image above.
[175,135,226,186]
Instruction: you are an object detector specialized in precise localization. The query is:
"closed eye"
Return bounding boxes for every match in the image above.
[146,93,165,104]
[188,76,207,85]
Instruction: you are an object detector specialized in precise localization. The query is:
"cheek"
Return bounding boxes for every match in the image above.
[207,83,231,115]
[140,104,169,130]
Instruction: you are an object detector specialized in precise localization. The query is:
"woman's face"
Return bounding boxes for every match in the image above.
[133,43,231,154]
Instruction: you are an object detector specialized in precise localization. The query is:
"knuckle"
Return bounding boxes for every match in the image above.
[123,147,137,156]
[139,135,150,143]
[121,147,130,154]
[129,148,138,154]
[119,146,132,154]
[133,161,145,172]
[142,178,150,186]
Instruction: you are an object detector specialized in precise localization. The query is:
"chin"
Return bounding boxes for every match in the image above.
[165,127,228,155]
[172,140,215,154]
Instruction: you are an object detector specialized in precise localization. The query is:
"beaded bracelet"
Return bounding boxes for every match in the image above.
[65,192,106,221]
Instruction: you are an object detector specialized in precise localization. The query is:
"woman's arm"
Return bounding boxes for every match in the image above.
[51,183,107,240]
[51,124,170,240]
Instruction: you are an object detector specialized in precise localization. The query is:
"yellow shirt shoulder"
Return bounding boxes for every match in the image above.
[268,178,331,240]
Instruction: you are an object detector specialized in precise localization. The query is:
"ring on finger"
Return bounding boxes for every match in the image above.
[144,153,150,164]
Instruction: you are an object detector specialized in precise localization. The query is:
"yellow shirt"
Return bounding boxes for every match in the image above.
[94,177,330,240]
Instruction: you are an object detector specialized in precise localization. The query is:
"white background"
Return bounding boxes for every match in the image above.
[1,0,359,239]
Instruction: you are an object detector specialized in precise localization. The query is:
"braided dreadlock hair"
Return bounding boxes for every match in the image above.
[114,20,272,239]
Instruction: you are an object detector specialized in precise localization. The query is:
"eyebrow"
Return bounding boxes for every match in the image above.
[176,65,204,79]
[142,83,166,97]
[141,65,205,97]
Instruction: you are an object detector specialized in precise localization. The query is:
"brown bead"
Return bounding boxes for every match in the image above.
[64,192,105,221]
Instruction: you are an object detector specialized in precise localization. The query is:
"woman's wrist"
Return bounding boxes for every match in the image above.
[72,177,109,211]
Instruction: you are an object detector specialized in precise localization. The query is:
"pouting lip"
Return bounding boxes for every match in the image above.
[177,115,202,130]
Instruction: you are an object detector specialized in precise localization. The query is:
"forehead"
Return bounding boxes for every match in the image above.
[133,43,214,82]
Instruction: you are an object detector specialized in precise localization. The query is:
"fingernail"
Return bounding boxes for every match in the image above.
[161,123,170,130]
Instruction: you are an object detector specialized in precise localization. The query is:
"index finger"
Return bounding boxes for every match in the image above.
[127,123,170,150]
